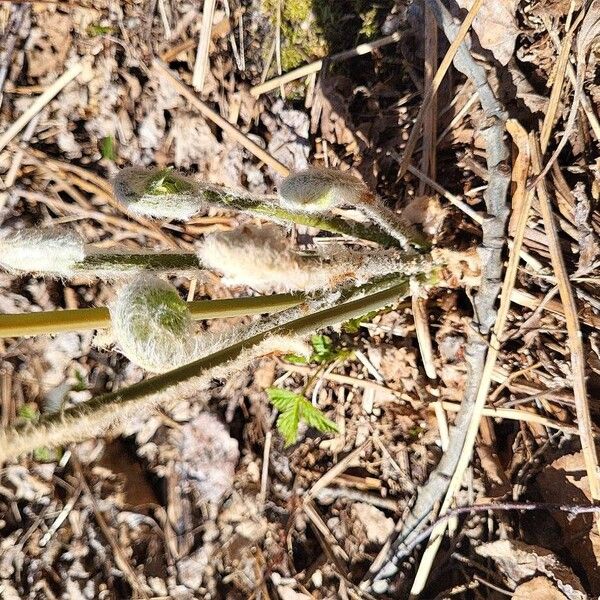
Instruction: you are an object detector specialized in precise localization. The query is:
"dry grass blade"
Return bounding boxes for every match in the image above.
[280,362,405,397]
[405,122,533,595]
[304,500,350,565]
[439,401,579,435]
[250,33,401,97]
[531,1,599,186]
[0,4,28,106]
[306,441,371,501]
[192,0,217,92]
[419,6,438,195]
[16,188,177,247]
[412,293,437,379]
[398,156,543,277]
[539,21,576,152]
[530,135,600,533]
[509,288,600,329]
[396,0,484,178]
[152,59,290,176]
[406,162,484,223]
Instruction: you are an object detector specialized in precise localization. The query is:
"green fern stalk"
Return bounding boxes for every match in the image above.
[0,293,304,338]
[201,188,403,248]
[0,275,414,460]
[79,251,201,272]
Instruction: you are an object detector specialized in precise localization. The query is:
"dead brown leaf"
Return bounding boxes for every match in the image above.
[512,576,569,600]
[537,451,600,595]
[402,195,446,236]
[262,99,310,178]
[351,502,395,545]
[476,539,587,599]
[310,76,360,155]
[572,182,600,274]
[25,12,72,79]
[455,0,519,65]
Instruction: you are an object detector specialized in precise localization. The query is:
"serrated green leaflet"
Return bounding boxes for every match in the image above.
[310,334,332,357]
[283,353,309,365]
[267,388,300,412]
[267,387,338,446]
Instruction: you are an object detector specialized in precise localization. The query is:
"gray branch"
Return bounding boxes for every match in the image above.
[366,0,511,586]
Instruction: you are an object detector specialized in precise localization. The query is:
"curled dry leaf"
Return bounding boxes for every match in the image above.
[431,246,481,287]
[310,76,360,154]
[351,503,395,545]
[402,195,446,236]
[25,12,72,78]
[572,182,600,274]
[455,0,519,65]
[537,451,600,595]
[262,99,310,178]
[530,0,583,19]
[476,539,587,599]
[513,576,569,600]
[277,587,312,600]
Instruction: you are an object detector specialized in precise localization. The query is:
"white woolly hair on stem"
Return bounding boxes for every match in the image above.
[112,166,204,220]
[197,223,433,293]
[112,166,413,248]
[278,167,427,249]
[0,334,310,461]
[0,226,205,278]
[0,227,85,276]
[0,276,414,460]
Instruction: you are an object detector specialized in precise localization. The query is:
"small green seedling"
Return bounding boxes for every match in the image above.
[285,334,353,365]
[267,387,338,446]
[100,136,117,161]
[87,24,113,36]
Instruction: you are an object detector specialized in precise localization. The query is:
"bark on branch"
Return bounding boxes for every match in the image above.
[366,0,511,586]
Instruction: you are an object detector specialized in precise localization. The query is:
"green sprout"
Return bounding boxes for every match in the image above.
[285,334,353,365]
[145,168,195,196]
[87,24,113,37]
[267,387,338,446]
[100,135,117,161]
